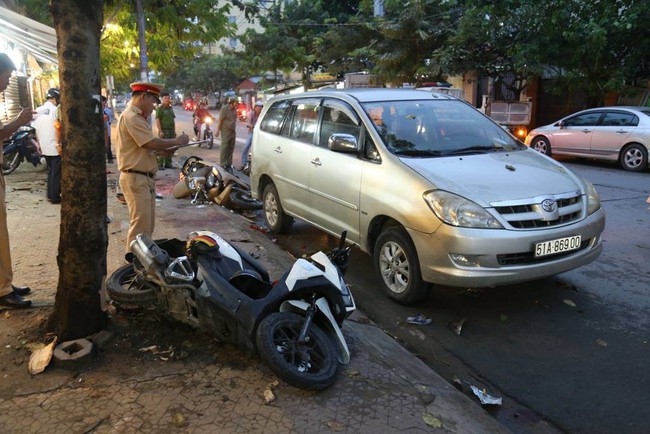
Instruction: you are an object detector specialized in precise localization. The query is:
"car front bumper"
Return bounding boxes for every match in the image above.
[408,208,605,287]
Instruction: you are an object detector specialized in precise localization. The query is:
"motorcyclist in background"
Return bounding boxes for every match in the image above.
[192,102,210,141]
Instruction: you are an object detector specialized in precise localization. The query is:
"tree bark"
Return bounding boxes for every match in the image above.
[47,0,108,340]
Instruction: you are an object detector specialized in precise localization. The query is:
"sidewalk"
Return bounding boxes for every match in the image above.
[0,159,509,433]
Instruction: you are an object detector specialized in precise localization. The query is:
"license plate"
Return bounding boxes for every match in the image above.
[535,235,582,257]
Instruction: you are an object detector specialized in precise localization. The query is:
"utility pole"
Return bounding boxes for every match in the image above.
[135,0,148,82]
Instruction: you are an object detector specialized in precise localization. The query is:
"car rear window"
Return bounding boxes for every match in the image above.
[259,100,291,134]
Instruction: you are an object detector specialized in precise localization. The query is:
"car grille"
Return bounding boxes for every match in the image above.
[492,193,584,229]
[497,239,591,265]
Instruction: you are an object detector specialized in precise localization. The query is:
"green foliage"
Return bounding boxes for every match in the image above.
[164,52,245,95]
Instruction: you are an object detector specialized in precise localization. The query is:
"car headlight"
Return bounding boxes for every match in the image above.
[424,190,503,228]
[585,179,601,215]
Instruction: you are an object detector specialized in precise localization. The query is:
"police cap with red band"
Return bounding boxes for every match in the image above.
[130,82,163,103]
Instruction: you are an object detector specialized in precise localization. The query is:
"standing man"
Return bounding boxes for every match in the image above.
[115,82,189,252]
[215,96,237,171]
[0,53,34,308]
[155,91,176,169]
[33,88,62,204]
[101,96,115,164]
[239,100,263,171]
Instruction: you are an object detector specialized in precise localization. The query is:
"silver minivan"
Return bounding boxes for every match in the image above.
[250,89,605,304]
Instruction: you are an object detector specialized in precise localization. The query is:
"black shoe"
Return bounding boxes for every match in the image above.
[12,285,31,296]
[0,292,32,309]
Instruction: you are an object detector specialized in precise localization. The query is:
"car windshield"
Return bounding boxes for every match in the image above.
[362,99,524,157]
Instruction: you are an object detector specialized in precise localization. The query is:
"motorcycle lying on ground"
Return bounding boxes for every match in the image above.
[172,156,261,210]
[107,230,356,390]
[194,115,214,149]
[2,125,41,175]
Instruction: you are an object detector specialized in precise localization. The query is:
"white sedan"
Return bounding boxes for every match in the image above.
[525,106,650,172]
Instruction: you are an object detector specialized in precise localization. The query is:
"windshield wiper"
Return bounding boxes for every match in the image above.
[393,149,443,157]
[444,145,506,156]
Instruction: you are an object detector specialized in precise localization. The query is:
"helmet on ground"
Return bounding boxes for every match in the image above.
[186,231,221,258]
[46,88,60,100]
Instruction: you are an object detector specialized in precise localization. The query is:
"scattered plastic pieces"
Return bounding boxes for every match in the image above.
[249,224,269,234]
[448,318,466,335]
[406,314,432,325]
[563,299,577,308]
[470,385,503,405]
[596,339,608,347]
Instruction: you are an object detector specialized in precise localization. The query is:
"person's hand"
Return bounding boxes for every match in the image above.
[18,108,35,125]
[177,132,190,145]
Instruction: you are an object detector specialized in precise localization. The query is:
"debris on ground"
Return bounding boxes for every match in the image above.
[263,380,279,404]
[563,299,577,308]
[28,337,57,375]
[423,413,443,428]
[448,318,466,335]
[406,314,432,325]
[470,385,502,405]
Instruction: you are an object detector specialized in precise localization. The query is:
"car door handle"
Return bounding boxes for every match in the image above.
[311,158,322,167]
[274,146,282,154]
[581,129,591,134]
[616,130,628,134]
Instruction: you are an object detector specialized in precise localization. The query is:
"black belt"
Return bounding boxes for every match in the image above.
[123,169,155,178]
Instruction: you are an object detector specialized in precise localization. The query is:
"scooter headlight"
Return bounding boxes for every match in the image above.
[204,116,213,124]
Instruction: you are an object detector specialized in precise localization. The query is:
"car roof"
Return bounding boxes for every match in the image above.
[269,88,458,104]
[577,106,650,113]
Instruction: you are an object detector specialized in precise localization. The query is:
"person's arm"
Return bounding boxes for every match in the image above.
[215,107,225,136]
[143,133,190,151]
[155,109,163,137]
[0,108,33,140]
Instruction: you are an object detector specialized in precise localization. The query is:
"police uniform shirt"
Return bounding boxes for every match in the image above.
[116,103,157,173]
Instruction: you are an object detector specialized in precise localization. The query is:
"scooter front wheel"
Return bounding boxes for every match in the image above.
[256,312,339,390]
[1,150,21,175]
[107,264,158,306]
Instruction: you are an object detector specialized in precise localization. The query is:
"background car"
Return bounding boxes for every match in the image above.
[525,106,650,172]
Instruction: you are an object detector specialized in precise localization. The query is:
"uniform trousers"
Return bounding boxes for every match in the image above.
[0,173,14,297]
[220,131,236,166]
[119,172,156,253]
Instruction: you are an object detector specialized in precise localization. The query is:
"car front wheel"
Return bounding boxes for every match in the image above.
[531,136,551,156]
[373,226,429,305]
[619,143,648,172]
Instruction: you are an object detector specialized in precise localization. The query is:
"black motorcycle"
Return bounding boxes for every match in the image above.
[107,230,355,390]
[2,126,41,175]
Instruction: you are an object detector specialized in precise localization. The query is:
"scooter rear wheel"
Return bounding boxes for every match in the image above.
[256,312,339,390]
[107,264,158,306]
[229,185,262,210]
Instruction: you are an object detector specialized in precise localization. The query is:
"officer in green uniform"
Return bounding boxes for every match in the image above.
[215,97,238,171]
[155,91,176,169]
[116,82,189,252]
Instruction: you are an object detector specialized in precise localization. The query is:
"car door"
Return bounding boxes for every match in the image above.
[552,111,603,154]
[308,99,364,242]
[275,98,322,219]
[589,110,637,157]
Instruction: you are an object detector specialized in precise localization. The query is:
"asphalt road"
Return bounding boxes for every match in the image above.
[255,158,649,433]
[174,107,650,433]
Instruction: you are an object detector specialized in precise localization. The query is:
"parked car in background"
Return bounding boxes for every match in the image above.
[250,89,606,304]
[525,106,650,172]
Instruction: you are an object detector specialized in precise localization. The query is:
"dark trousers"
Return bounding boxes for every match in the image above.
[106,136,114,162]
[44,155,61,203]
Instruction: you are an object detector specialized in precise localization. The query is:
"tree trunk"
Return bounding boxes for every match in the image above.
[47,0,108,340]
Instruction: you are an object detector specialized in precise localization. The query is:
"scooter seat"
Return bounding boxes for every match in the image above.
[228,269,273,299]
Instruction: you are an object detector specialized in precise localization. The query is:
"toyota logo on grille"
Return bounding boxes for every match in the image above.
[541,199,557,212]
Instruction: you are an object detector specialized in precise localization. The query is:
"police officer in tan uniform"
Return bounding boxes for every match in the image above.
[115,82,189,252]
[0,53,35,308]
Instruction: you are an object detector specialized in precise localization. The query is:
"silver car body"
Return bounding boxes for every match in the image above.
[524,106,650,171]
[250,89,605,288]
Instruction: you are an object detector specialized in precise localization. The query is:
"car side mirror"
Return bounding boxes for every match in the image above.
[328,133,358,153]
[557,120,566,129]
